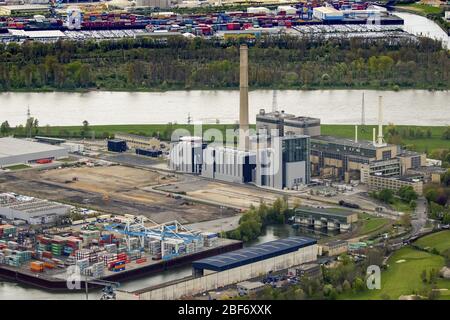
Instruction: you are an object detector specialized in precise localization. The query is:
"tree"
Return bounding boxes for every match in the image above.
[442,126,450,140]
[420,269,427,283]
[81,120,90,138]
[0,121,11,136]
[378,189,394,204]
[398,186,418,203]
[399,213,411,227]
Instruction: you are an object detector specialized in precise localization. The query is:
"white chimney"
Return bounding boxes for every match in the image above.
[355,125,358,143]
[377,96,384,146]
[373,127,376,145]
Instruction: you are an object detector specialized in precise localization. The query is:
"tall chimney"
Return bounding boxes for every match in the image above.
[377,96,384,146]
[355,125,358,143]
[239,44,249,151]
[373,127,376,145]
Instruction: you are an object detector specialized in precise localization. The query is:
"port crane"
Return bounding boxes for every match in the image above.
[83,278,120,300]
[103,219,202,260]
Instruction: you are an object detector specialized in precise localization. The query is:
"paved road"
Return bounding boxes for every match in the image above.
[186,216,241,234]
[411,197,428,236]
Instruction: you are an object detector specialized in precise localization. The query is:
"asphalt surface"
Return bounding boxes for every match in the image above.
[411,197,428,236]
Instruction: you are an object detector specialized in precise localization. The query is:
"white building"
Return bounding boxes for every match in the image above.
[168,136,204,174]
[0,137,68,167]
[0,193,71,224]
[254,134,310,190]
[312,6,344,21]
[201,145,256,184]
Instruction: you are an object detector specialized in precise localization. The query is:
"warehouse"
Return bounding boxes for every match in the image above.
[119,237,318,299]
[0,193,71,224]
[192,237,317,275]
[0,137,68,167]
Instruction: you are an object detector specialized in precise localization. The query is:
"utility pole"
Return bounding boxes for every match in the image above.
[361,92,365,126]
[26,105,32,138]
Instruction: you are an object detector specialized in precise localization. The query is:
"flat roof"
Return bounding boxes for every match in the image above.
[312,135,393,151]
[297,206,355,216]
[192,237,316,272]
[0,137,66,158]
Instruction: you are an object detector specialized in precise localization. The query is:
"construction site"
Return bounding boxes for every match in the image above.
[0,164,236,224]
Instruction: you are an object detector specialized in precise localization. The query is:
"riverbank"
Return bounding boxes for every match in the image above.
[9,123,449,154]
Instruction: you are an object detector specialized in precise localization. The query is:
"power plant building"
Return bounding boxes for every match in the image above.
[255,134,311,190]
[201,146,255,183]
[256,109,321,137]
[168,136,204,174]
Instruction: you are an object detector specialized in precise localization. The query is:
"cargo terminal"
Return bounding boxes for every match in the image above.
[0,200,242,290]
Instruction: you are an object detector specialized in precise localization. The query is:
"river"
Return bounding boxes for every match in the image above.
[396,12,450,50]
[0,12,449,299]
[0,89,449,127]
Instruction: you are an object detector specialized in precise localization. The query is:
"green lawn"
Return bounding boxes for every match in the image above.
[397,3,443,15]
[360,218,390,235]
[390,198,413,214]
[3,164,31,170]
[9,123,449,154]
[357,212,390,235]
[341,247,450,300]
[320,125,450,154]
[414,230,450,253]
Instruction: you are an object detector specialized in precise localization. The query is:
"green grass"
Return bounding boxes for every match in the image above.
[390,198,413,213]
[358,212,390,235]
[11,124,449,155]
[414,230,450,253]
[3,164,31,170]
[320,125,450,154]
[397,3,443,15]
[341,247,450,300]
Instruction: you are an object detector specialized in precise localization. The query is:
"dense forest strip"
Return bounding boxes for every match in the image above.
[0,36,448,91]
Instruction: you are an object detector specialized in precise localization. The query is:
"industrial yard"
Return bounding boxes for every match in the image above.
[0,165,236,224]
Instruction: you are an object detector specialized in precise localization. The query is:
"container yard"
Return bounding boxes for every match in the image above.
[0,1,407,43]
[0,213,242,290]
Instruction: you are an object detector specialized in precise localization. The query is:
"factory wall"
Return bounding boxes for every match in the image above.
[0,205,70,224]
[168,140,203,174]
[118,244,318,300]
[0,149,68,167]
[201,146,255,183]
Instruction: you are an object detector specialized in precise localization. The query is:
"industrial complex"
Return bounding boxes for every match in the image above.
[0,1,414,43]
[166,44,430,196]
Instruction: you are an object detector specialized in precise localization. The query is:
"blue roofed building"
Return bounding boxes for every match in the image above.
[192,236,318,276]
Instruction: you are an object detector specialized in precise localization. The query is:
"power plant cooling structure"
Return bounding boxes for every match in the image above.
[239,44,250,152]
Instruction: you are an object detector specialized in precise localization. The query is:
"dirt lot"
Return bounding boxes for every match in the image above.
[0,165,235,224]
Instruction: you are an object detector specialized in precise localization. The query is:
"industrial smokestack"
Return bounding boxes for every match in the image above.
[355,125,358,143]
[239,44,249,151]
[373,127,376,145]
[377,96,384,146]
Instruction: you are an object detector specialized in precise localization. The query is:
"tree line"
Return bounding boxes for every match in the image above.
[0,35,448,91]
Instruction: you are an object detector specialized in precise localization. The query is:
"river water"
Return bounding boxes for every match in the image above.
[396,12,450,50]
[0,12,449,299]
[0,89,449,127]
